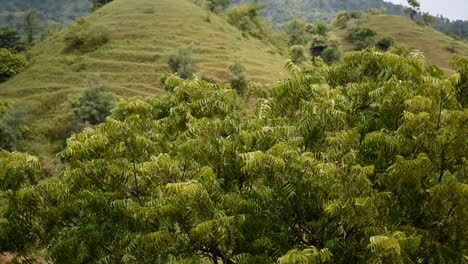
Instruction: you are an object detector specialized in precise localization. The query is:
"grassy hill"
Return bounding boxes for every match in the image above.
[0,0,286,155]
[332,15,468,71]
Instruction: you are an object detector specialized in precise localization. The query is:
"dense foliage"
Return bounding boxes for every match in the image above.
[0,48,27,82]
[63,19,110,52]
[0,26,25,52]
[168,48,198,80]
[1,51,467,263]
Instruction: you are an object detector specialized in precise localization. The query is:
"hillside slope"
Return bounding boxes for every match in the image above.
[0,0,286,154]
[333,15,468,71]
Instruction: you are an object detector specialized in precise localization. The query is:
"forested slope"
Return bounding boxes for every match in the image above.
[0,0,286,154]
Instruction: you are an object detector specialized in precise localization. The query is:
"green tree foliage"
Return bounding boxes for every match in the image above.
[168,48,198,79]
[0,26,24,52]
[404,0,420,21]
[285,18,309,46]
[289,45,307,65]
[0,48,27,82]
[64,19,110,52]
[450,55,468,107]
[23,9,37,45]
[2,51,468,263]
[376,36,395,51]
[71,87,116,129]
[347,26,377,50]
[228,62,248,94]
[421,12,436,26]
[0,103,28,151]
[226,2,287,52]
[321,45,341,64]
[308,22,330,37]
[204,0,230,13]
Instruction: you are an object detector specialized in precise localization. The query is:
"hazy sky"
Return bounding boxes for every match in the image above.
[385,0,468,20]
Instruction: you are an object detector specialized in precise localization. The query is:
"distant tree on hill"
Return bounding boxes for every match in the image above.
[228,62,248,94]
[347,26,377,50]
[71,87,115,128]
[23,9,37,45]
[0,48,27,83]
[285,18,309,46]
[308,22,330,37]
[376,36,395,50]
[404,0,420,21]
[421,12,436,26]
[290,45,307,65]
[168,48,198,79]
[0,26,24,52]
[321,45,341,64]
[204,0,231,13]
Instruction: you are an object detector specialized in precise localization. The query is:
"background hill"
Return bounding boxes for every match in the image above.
[231,0,405,25]
[332,14,468,71]
[0,0,286,155]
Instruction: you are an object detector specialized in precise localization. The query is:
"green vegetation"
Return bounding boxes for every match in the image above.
[203,0,231,13]
[71,87,115,128]
[1,51,467,263]
[289,45,307,65]
[168,48,198,79]
[376,36,395,51]
[320,45,341,64]
[347,26,377,50]
[0,103,27,151]
[0,48,27,82]
[64,19,110,52]
[0,0,285,155]
[0,26,25,51]
[333,15,468,71]
[228,61,247,93]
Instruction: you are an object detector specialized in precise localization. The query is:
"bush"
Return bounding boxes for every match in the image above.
[376,36,395,50]
[290,45,307,65]
[0,48,27,82]
[347,27,377,50]
[71,87,115,129]
[228,62,248,94]
[389,44,412,57]
[64,19,110,52]
[321,45,341,64]
[0,103,28,151]
[168,48,197,79]
[333,11,352,28]
[309,22,330,36]
[0,26,25,52]
[368,8,386,15]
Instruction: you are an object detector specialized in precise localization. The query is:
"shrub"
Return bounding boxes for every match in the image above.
[309,22,330,36]
[376,36,395,51]
[71,87,115,129]
[321,45,341,64]
[0,48,27,82]
[0,26,24,52]
[228,62,248,94]
[290,45,307,65]
[333,11,352,28]
[64,19,110,52]
[368,8,386,15]
[347,26,377,50]
[168,48,197,79]
[389,44,412,57]
[0,103,28,151]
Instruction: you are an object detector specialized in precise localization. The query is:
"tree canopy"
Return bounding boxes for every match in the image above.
[1,51,467,263]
